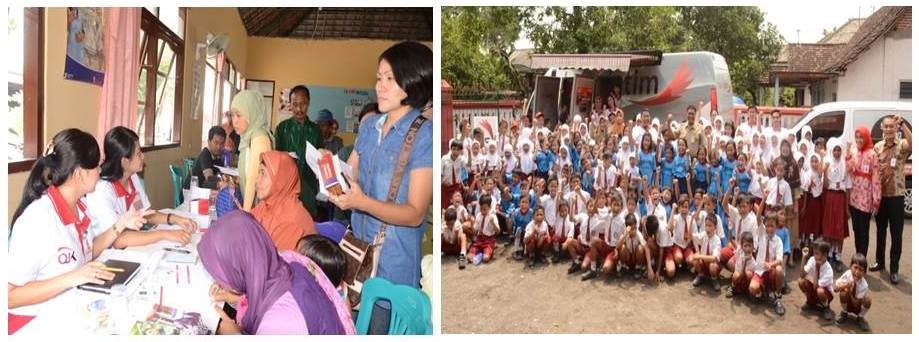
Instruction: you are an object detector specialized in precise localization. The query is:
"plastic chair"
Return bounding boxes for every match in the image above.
[169,164,185,208]
[355,277,432,335]
[183,158,196,188]
[315,221,347,243]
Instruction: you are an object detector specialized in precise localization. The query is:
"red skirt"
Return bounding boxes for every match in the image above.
[821,190,848,241]
[799,193,824,237]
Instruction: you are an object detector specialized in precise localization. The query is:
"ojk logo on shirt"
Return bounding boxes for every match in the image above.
[57,247,77,264]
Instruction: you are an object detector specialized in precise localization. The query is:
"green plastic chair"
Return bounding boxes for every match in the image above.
[168,164,185,208]
[355,277,432,335]
[183,158,196,188]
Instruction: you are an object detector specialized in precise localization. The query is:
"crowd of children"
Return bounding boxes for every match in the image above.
[442,103,901,331]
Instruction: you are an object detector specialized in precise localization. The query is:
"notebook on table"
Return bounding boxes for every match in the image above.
[76,259,142,294]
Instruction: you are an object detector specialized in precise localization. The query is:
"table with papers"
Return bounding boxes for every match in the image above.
[13,201,220,335]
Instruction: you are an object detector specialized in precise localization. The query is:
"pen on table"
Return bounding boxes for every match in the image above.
[164,247,191,254]
[101,267,124,273]
[175,264,179,284]
[186,265,191,285]
[159,285,163,307]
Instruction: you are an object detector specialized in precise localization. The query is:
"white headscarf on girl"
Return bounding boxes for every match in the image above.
[503,143,517,174]
[825,137,848,187]
[801,125,815,153]
[558,145,573,170]
[518,138,537,174]
[484,139,501,171]
[802,152,824,197]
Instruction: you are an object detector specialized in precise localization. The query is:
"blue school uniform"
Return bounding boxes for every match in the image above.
[638,150,656,185]
[692,162,709,192]
[673,154,689,194]
[660,158,675,189]
[511,207,534,236]
[776,227,791,256]
[720,157,738,193]
[735,168,752,193]
[707,164,722,195]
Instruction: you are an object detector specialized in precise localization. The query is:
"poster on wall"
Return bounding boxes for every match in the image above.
[63,7,105,85]
[277,86,376,133]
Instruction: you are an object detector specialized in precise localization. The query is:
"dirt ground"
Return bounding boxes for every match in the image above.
[442,220,912,333]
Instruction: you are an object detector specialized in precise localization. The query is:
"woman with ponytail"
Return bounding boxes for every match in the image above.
[84,126,197,248]
[8,129,150,315]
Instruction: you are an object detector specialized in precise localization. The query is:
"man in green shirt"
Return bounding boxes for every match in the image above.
[274,85,324,218]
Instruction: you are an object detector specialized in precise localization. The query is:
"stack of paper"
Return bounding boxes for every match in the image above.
[304,142,354,201]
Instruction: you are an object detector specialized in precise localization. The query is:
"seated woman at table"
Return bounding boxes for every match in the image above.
[8,129,150,315]
[251,151,317,251]
[199,211,355,335]
[84,126,197,249]
[330,41,433,288]
[231,90,273,211]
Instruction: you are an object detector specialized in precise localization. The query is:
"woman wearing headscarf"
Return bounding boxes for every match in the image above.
[231,90,274,211]
[846,127,881,259]
[201,211,354,335]
[251,151,317,251]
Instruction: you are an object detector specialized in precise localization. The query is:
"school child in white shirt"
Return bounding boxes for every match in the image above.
[523,207,549,267]
[691,215,722,291]
[751,214,786,316]
[442,207,468,270]
[726,231,756,298]
[616,214,654,280]
[579,199,612,280]
[467,194,501,264]
[834,253,872,331]
[799,239,835,321]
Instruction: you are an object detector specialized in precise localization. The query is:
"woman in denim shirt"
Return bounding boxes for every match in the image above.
[329,41,433,288]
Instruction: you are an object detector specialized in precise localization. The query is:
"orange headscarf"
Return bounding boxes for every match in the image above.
[855,127,874,152]
[251,151,316,251]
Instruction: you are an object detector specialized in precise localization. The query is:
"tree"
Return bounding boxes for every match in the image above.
[524,7,690,54]
[442,7,526,93]
[678,6,783,105]
[442,6,784,105]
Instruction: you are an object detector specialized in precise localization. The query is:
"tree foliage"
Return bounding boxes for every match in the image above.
[442,6,785,105]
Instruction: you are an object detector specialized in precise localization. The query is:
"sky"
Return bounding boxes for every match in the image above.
[514,4,885,49]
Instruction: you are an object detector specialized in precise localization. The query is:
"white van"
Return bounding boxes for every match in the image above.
[787,101,913,216]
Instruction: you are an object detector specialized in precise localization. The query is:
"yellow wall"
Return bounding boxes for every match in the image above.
[8,8,249,223]
[244,38,432,144]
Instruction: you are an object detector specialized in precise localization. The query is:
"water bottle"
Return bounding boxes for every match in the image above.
[190,175,199,189]
[108,285,130,334]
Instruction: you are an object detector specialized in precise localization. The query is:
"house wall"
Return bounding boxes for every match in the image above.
[836,29,912,101]
[244,37,433,144]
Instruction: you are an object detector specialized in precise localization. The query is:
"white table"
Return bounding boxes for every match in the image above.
[14,203,220,335]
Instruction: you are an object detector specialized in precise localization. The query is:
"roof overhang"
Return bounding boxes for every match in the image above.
[761,71,838,87]
[525,51,663,73]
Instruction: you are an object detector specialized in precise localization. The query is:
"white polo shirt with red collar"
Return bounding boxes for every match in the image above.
[84,174,151,237]
[8,186,94,316]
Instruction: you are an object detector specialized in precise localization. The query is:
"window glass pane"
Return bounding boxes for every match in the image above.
[810,110,845,141]
[158,7,183,39]
[154,43,177,145]
[221,79,232,116]
[202,64,218,145]
[8,7,25,161]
